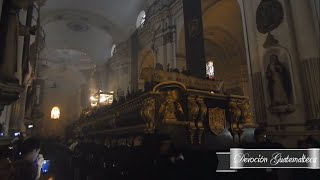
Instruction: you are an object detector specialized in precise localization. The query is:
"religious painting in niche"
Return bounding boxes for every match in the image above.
[263,47,295,113]
[206,61,214,79]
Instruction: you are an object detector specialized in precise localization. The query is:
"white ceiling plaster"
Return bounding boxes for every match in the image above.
[42,20,113,63]
[40,0,147,69]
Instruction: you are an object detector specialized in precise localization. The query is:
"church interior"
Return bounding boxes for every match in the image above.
[0,0,319,179]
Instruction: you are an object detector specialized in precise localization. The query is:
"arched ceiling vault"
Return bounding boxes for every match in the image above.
[41,9,126,42]
[40,0,147,67]
[175,0,246,91]
[38,0,147,95]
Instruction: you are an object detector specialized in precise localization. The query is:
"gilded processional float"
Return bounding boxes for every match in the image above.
[71,67,256,149]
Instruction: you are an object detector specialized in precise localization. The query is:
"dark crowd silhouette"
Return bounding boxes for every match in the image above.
[0,129,320,180]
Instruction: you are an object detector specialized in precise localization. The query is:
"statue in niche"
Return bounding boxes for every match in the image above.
[266,54,291,106]
[0,0,36,82]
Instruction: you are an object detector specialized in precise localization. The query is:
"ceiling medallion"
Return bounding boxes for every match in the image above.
[66,21,89,32]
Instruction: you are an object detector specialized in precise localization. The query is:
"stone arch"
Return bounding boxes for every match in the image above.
[176,0,248,95]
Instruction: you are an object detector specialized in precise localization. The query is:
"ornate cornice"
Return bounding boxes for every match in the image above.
[0,81,24,115]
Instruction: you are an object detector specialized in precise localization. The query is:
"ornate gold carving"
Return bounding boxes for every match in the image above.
[228,101,242,142]
[159,89,184,123]
[141,68,224,92]
[238,100,256,127]
[229,102,241,123]
[196,97,206,129]
[228,99,256,143]
[208,107,226,136]
[141,98,156,133]
[187,96,199,144]
[189,128,195,144]
[187,96,199,128]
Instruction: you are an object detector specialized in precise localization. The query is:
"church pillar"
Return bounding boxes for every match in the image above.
[0,0,3,18]
[164,29,175,69]
[182,0,206,79]
[9,88,27,134]
[156,44,166,67]
[172,30,177,68]
[289,0,320,123]
[166,41,172,68]
[240,65,250,96]
[130,32,139,91]
[0,105,11,135]
[309,0,319,39]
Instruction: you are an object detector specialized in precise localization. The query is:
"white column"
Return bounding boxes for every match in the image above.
[172,31,177,68]
[157,45,166,67]
[166,42,173,68]
[237,0,267,124]
[309,0,320,37]
[289,0,320,122]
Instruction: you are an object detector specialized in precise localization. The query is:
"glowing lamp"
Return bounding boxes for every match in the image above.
[51,106,60,119]
[206,61,214,79]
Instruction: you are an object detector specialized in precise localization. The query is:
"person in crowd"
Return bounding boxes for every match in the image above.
[125,135,146,179]
[249,127,283,149]
[0,158,15,180]
[152,135,181,180]
[293,136,320,180]
[13,138,44,180]
[239,128,281,180]
[68,138,79,152]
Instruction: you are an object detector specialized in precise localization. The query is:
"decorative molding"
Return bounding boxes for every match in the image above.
[141,98,156,133]
[300,57,320,122]
[0,81,24,115]
[252,73,267,124]
[263,33,279,48]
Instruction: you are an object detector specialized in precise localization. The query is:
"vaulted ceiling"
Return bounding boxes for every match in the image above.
[40,0,147,67]
[37,0,149,110]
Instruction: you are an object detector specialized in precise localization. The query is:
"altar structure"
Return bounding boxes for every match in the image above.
[0,0,318,148]
[71,68,255,149]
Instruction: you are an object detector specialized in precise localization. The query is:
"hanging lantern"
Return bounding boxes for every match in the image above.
[51,106,60,119]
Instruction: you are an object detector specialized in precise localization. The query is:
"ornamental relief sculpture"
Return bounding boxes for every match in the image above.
[141,98,156,133]
[158,88,184,123]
